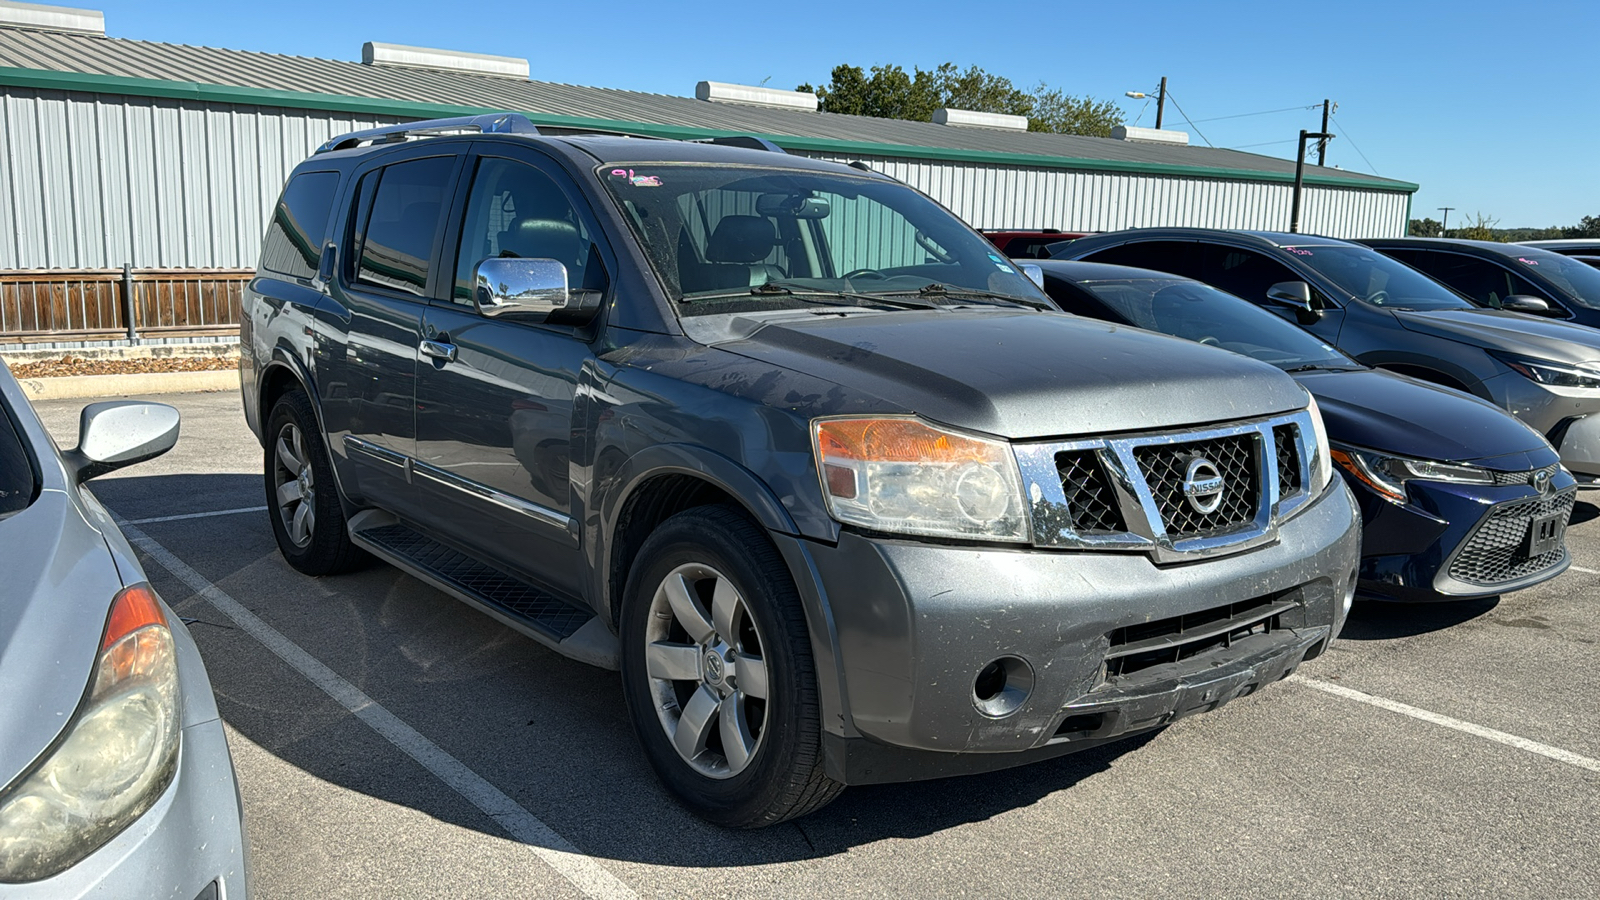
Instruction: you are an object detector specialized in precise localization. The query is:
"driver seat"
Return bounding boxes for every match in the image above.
[698,216,785,290]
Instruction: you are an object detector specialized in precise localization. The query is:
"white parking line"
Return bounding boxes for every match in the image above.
[1290,675,1600,775]
[123,505,268,525]
[118,520,640,900]
[1570,565,1599,575]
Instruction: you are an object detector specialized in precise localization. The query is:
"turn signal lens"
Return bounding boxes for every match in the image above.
[813,417,1029,542]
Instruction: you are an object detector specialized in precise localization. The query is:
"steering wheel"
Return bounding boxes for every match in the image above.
[1367,290,1390,306]
[842,269,888,281]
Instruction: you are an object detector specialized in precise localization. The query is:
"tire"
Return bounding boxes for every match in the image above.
[264,389,366,576]
[620,505,843,828]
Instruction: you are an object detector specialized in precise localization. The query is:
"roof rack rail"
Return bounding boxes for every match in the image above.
[316,113,540,154]
[701,135,787,154]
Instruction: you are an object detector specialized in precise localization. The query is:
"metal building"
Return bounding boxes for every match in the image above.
[0,2,1418,339]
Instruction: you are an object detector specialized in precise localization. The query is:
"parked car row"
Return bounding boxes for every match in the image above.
[6,109,1587,894]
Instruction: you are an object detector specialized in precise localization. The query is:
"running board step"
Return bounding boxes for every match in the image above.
[348,515,618,670]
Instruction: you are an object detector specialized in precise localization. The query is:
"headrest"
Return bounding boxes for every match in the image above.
[500,218,583,264]
[706,216,777,264]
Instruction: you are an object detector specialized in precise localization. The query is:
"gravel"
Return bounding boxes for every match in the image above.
[8,354,239,379]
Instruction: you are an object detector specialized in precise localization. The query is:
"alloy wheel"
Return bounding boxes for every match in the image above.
[272,421,316,548]
[644,562,770,779]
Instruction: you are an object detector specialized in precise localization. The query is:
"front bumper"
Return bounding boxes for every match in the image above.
[794,479,1359,781]
[1482,371,1600,478]
[1351,465,1575,602]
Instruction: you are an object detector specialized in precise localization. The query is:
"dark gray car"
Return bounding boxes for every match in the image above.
[241,115,1360,827]
[1052,229,1600,486]
[1359,237,1600,328]
[0,362,248,895]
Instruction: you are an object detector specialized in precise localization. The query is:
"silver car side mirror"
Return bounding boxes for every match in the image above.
[1018,263,1045,289]
[65,401,180,483]
[474,257,570,320]
[1500,295,1557,316]
[1265,281,1316,314]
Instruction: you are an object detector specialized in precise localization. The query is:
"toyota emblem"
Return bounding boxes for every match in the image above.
[1182,457,1226,514]
[1532,468,1552,495]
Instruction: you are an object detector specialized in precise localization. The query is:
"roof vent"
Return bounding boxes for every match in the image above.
[362,42,530,80]
[1112,125,1190,146]
[933,108,1029,131]
[696,81,819,112]
[0,1,104,36]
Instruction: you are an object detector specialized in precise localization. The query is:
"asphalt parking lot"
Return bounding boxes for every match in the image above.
[35,389,1600,899]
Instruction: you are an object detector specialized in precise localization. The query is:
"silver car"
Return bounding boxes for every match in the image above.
[0,362,248,896]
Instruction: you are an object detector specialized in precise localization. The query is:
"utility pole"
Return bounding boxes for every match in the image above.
[1155,76,1167,130]
[1291,129,1335,233]
[1438,206,1455,237]
[1317,100,1332,166]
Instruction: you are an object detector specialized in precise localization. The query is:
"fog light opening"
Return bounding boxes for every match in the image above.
[972,656,1034,718]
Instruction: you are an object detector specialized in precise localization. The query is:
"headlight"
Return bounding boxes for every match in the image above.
[813,417,1029,542]
[1492,352,1600,390]
[1329,444,1492,504]
[1305,396,1333,495]
[0,585,181,883]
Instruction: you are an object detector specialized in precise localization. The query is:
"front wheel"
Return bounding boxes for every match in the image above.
[620,505,842,827]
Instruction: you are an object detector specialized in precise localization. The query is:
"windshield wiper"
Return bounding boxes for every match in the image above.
[1282,363,1361,374]
[682,282,942,311]
[869,283,1052,310]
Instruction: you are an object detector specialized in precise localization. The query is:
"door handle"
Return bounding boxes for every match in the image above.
[419,339,457,362]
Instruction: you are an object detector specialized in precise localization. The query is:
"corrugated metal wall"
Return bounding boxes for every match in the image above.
[0,87,404,270]
[0,86,1408,272]
[799,152,1410,240]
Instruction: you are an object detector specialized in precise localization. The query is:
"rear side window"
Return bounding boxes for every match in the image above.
[0,401,37,518]
[354,157,456,297]
[1403,251,1544,308]
[260,171,339,280]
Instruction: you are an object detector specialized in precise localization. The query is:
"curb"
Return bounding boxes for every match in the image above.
[17,369,239,401]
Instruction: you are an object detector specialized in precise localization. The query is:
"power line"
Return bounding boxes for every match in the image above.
[1229,139,1298,150]
[1191,103,1322,124]
[1329,113,1379,175]
[1163,92,1214,147]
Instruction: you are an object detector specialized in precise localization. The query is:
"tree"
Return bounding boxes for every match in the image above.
[1445,212,1500,242]
[1409,217,1442,237]
[1564,215,1600,238]
[799,63,1123,137]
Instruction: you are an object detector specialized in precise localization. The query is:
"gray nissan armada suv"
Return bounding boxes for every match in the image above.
[240,114,1360,827]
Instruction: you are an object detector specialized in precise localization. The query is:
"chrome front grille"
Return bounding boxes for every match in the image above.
[1133,434,1260,539]
[1015,410,1318,563]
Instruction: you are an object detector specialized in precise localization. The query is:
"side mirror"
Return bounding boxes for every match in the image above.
[1018,263,1045,289]
[1265,281,1317,314]
[64,401,180,483]
[1500,295,1558,316]
[473,257,600,325]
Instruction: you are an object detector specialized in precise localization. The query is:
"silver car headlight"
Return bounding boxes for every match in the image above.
[1492,352,1600,390]
[0,584,181,883]
[1305,396,1333,495]
[813,416,1030,542]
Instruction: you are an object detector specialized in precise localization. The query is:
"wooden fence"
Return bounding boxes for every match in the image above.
[0,268,254,343]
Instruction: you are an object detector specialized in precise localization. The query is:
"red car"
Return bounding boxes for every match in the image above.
[982,229,1089,259]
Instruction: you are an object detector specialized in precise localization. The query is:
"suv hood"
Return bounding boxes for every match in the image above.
[0,488,123,787]
[716,310,1308,440]
[1393,308,1600,364]
[1294,368,1551,466]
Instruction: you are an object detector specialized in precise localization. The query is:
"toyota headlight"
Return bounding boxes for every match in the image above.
[813,417,1029,542]
[1492,353,1600,390]
[0,585,181,883]
[1329,444,1493,504]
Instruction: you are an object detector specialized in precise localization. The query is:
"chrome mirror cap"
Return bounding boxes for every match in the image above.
[473,257,570,320]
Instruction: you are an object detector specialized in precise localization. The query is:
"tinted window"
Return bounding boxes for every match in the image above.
[453,157,595,306]
[0,399,37,518]
[1069,277,1352,371]
[1283,244,1471,310]
[1506,248,1600,309]
[260,171,339,279]
[1401,251,1547,308]
[355,156,456,297]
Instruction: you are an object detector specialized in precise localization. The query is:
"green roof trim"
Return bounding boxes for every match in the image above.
[0,66,1420,193]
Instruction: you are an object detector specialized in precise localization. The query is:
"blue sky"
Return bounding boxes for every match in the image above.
[93,0,1597,228]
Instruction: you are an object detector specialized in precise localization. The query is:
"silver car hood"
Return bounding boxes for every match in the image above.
[1393,308,1600,364]
[0,487,126,787]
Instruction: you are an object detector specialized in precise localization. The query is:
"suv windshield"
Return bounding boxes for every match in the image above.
[0,396,37,519]
[1511,247,1600,309]
[1079,278,1354,372]
[599,163,1048,313]
[1284,244,1473,311]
